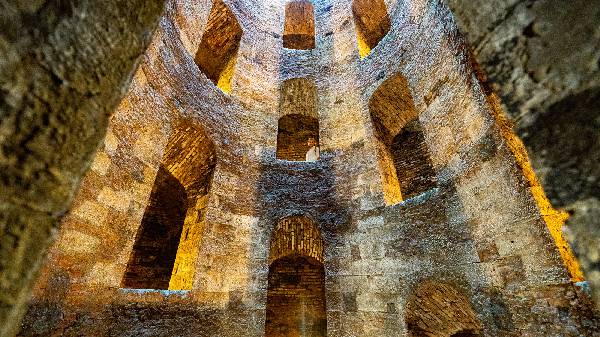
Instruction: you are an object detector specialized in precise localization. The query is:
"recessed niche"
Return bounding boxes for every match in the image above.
[352,0,391,58]
[195,0,243,93]
[369,73,437,205]
[121,121,216,291]
[265,215,326,337]
[276,78,320,161]
[283,0,316,50]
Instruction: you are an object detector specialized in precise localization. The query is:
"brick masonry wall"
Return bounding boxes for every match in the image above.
[283,1,316,50]
[18,0,600,336]
[269,215,324,265]
[266,256,327,337]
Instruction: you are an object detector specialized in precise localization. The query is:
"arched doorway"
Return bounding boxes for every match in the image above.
[265,215,326,337]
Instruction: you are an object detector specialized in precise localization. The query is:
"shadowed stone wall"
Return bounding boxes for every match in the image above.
[0,1,165,336]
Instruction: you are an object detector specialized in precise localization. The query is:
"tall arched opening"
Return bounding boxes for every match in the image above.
[265,215,327,337]
[276,78,320,162]
[283,0,316,50]
[369,73,437,205]
[121,120,216,290]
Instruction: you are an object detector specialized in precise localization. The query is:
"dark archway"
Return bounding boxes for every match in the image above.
[265,215,327,337]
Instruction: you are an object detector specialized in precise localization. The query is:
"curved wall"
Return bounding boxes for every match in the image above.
[19,0,598,336]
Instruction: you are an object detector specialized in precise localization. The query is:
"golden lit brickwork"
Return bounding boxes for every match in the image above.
[283,1,315,50]
[195,0,242,93]
[122,120,216,290]
[352,0,391,58]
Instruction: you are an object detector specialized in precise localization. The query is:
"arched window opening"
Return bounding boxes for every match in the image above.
[369,73,437,205]
[352,0,391,58]
[283,1,316,50]
[195,0,242,94]
[405,281,483,337]
[122,121,216,291]
[266,215,326,337]
[276,78,320,161]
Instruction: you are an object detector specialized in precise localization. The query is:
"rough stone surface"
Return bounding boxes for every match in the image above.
[283,1,316,50]
[445,0,600,308]
[0,1,164,336]
[9,0,600,336]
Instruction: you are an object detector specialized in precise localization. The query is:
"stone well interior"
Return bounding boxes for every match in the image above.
[13,0,599,336]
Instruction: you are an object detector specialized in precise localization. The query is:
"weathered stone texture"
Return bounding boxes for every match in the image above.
[0,1,164,336]
[445,0,600,306]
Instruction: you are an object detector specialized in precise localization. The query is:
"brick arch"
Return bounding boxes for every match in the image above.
[122,120,216,291]
[283,0,315,50]
[265,215,326,337]
[369,73,437,204]
[405,281,483,337]
[269,215,324,265]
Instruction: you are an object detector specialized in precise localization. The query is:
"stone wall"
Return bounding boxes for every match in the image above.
[0,1,165,336]
[444,0,600,306]
[17,0,600,336]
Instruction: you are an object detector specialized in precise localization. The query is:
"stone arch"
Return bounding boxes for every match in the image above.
[265,215,327,337]
[369,73,437,205]
[405,281,483,337]
[276,78,320,161]
[283,0,316,50]
[352,0,391,58]
[194,0,243,93]
[121,120,216,290]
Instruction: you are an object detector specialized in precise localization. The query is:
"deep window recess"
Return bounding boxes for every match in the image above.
[195,0,243,93]
[121,121,216,290]
[352,0,391,58]
[369,73,437,205]
[283,0,316,50]
[276,78,320,161]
